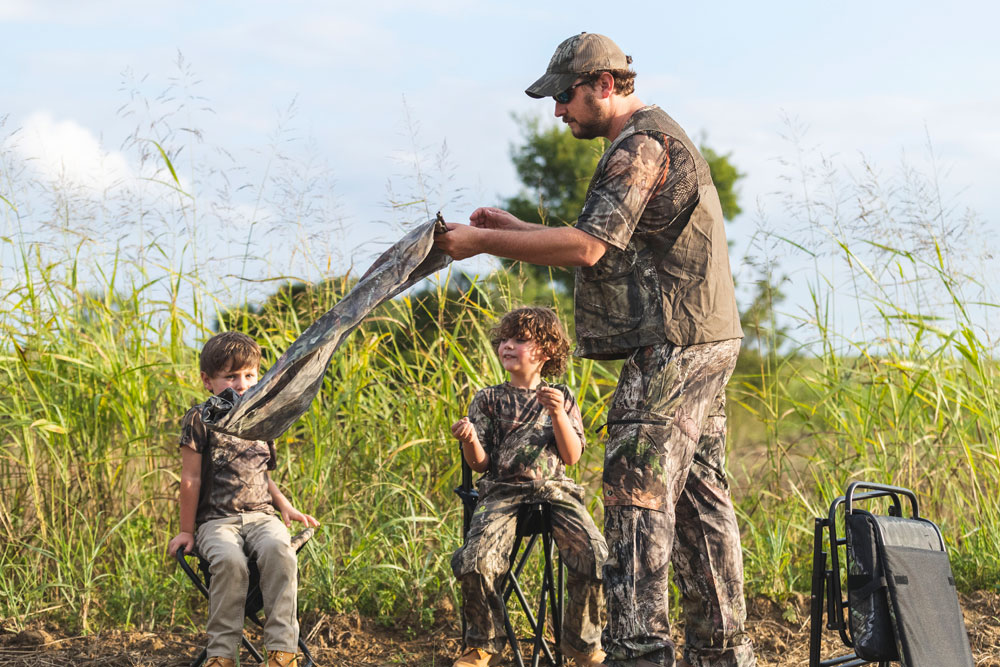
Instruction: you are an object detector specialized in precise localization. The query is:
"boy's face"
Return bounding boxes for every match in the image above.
[497,335,549,377]
[201,363,259,396]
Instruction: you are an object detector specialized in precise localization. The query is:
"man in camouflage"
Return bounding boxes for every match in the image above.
[436,33,755,667]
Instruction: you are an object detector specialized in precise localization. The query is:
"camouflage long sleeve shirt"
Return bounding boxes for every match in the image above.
[467,382,586,485]
[181,402,277,525]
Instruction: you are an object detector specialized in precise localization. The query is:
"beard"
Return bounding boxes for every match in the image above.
[564,90,612,140]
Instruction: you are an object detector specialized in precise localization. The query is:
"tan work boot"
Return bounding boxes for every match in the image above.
[203,658,235,667]
[266,650,300,667]
[561,644,606,667]
[453,647,502,667]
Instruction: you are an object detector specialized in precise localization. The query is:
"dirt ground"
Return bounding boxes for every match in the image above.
[2,592,998,666]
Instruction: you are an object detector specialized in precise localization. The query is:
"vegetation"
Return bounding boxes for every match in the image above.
[1,94,997,638]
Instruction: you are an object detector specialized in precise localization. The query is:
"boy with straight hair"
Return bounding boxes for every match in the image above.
[451,306,607,667]
[168,331,319,667]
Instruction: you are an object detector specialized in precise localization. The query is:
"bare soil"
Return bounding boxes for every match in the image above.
[2,592,998,666]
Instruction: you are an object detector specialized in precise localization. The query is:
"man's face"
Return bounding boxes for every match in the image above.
[554,79,612,140]
[201,363,259,396]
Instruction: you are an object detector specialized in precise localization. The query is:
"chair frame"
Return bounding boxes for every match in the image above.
[808,482,917,667]
[176,527,317,667]
[456,457,565,667]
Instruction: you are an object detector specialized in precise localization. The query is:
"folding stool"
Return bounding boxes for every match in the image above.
[455,458,565,667]
[175,526,317,667]
[808,481,973,667]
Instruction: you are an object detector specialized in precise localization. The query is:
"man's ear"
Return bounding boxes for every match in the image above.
[598,71,615,99]
[201,371,212,392]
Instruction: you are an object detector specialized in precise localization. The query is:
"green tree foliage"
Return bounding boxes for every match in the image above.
[504,113,606,227]
[700,144,744,222]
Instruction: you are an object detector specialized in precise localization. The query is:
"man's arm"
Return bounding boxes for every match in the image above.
[436,221,608,266]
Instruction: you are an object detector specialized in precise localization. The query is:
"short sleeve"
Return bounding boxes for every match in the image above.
[575,132,671,250]
[180,406,208,453]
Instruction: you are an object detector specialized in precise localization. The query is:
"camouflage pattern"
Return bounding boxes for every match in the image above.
[453,382,606,655]
[466,382,585,486]
[202,216,452,441]
[452,479,607,655]
[600,339,754,667]
[181,403,277,525]
[573,106,742,360]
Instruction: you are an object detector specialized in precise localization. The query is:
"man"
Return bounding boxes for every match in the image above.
[436,32,755,667]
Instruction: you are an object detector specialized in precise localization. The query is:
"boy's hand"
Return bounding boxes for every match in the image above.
[168,531,195,556]
[536,386,566,415]
[451,417,477,444]
[280,506,320,529]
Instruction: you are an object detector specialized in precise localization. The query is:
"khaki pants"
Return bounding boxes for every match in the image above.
[196,512,299,657]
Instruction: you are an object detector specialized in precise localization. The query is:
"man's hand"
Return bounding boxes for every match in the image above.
[434,223,484,261]
[168,531,195,556]
[470,207,529,231]
[280,506,320,529]
[451,416,478,445]
[536,386,567,416]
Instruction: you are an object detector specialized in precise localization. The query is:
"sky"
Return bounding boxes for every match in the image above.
[2,1,998,334]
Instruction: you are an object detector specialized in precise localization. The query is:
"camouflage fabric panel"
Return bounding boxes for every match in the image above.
[202,216,452,441]
[181,404,277,524]
[466,382,585,484]
[575,131,696,251]
[602,339,740,510]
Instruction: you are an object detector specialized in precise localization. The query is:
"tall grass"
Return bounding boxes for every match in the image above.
[1,96,997,636]
[732,129,1000,598]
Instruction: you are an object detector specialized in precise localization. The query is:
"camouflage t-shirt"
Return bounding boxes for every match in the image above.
[467,382,586,484]
[574,127,696,250]
[180,402,277,525]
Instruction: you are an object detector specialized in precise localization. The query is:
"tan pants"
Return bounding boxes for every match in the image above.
[196,512,299,657]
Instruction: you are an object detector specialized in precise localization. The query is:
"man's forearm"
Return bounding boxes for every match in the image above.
[478,226,606,267]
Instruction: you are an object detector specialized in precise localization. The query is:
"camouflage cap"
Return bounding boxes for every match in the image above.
[525,32,629,99]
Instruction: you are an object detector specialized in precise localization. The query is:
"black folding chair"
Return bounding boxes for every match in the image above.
[175,527,317,667]
[809,481,973,667]
[455,458,565,667]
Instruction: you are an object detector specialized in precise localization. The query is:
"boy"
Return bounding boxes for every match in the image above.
[451,307,608,667]
[167,331,319,667]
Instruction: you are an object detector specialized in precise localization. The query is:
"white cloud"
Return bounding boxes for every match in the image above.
[10,111,134,192]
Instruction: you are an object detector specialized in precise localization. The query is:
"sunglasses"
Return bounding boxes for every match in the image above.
[553,78,594,104]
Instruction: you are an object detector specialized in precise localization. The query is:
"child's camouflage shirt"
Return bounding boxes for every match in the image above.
[467,382,586,484]
[181,402,277,525]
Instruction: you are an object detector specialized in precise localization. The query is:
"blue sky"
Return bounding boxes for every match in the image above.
[2,1,998,330]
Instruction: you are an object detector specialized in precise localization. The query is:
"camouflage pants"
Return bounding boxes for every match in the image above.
[601,339,755,667]
[452,479,608,655]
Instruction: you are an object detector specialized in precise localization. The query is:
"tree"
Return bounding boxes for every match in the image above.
[700,144,744,222]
